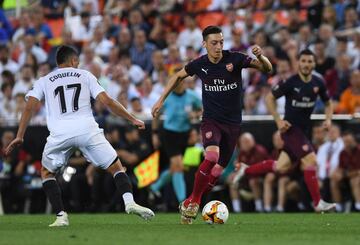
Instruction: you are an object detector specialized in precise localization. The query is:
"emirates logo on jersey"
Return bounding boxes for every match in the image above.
[313,87,319,94]
[226,63,233,72]
[205,131,213,139]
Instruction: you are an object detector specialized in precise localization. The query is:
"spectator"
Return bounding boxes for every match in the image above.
[119,51,145,85]
[176,14,203,52]
[47,28,76,68]
[28,7,53,43]
[12,10,31,44]
[129,29,156,73]
[318,24,337,58]
[12,65,35,97]
[127,8,150,34]
[139,77,160,112]
[0,44,19,75]
[0,82,15,125]
[332,131,360,212]
[18,33,47,67]
[316,124,344,203]
[263,130,293,212]
[117,126,152,203]
[336,70,360,114]
[150,50,165,84]
[0,9,13,43]
[237,132,269,212]
[313,39,335,76]
[333,53,352,101]
[79,44,104,71]
[129,97,152,121]
[116,27,132,53]
[89,25,114,60]
[312,122,327,152]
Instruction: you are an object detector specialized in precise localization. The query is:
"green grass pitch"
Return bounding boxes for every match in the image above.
[0,213,359,245]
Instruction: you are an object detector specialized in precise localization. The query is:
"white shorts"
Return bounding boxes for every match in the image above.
[42,131,117,173]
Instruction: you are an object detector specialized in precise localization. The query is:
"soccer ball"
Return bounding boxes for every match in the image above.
[202,200,229,224]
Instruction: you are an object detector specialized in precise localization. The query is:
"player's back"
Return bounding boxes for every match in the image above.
[28,67,103,138]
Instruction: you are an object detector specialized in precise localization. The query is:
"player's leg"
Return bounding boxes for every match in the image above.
[170,154,186,202]
[41,166,69,227]
[349,174,360,211]
[330,168,344,212]
[41,138,73,227]
[80,132,154,220]
[233,151,291,185]
[263,172,276,212]
[249,177,263,212]
[183,145,220,205]
[276,175,290,212]
[226,172,241,212]
[179,145,219,224]
[149,169,171,197]
[301,153,336,212]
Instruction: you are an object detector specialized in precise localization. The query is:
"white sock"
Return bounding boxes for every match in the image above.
[232,199,241,213]
[123,192,135,206]
[255,199,263,212]
[336,203,343,212]
[355,202,360,210]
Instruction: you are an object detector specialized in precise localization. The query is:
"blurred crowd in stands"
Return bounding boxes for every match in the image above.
[0,0,360,214]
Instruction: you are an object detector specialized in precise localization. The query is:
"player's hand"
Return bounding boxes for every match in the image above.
[251,45,263,58]
[276,120,292,133]
[4,137,23,156]
[322,119,331,131]
[132,118,145,130]
[151,100,163,118]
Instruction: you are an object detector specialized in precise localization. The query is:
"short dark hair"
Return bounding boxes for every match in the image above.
[202,26,222,40]
[298,49,316,60]
[56,45,78,65]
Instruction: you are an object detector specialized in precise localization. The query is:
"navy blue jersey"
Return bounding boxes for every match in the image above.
[185,50,252,124]
[272,74,330,132]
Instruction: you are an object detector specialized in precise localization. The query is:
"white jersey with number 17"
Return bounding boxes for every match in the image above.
[26,67,105,138]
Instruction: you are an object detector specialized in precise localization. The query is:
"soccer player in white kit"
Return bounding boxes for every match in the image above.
[5,45,154,226]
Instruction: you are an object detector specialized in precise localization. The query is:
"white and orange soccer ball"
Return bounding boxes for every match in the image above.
[202,200,229,224]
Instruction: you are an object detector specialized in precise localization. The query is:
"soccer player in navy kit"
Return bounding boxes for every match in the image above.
[152,26,272,224]
[233,49,336,212]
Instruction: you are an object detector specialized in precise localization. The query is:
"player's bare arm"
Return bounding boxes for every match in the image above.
[5,96,40,156]
[151,68,189,118]
[265,92,291,133]
[323,100,333,130]
[249,45,273,74]
[97,91,145,129]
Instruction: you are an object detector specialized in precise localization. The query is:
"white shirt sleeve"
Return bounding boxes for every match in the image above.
[25,78,44,101]
[86,71,105,99]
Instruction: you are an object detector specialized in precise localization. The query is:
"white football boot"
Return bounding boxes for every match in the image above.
[315,200,336,213]
[49,212,69,227]
[125,203,155,220]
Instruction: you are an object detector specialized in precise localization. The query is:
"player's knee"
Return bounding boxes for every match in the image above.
[210,164,223,177]
[205,150,219,164]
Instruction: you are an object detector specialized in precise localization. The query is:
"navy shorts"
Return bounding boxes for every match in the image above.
[281,126,314,162]
[200,118,241,167]
[162,129,189,158]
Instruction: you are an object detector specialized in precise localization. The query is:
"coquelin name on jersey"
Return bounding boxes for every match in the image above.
[49,72,81,82]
